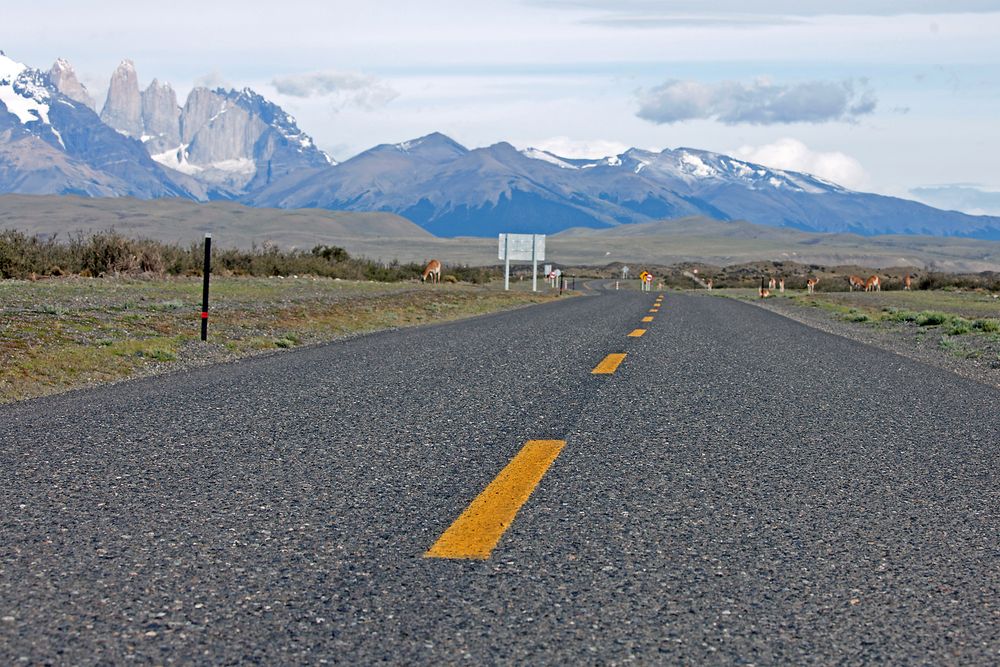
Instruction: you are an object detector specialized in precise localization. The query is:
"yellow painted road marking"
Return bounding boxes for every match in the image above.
[425,440,566,560]
[649,309,659,313]
[592,353,627,374]
[628,329,646,337]
[642,316,654,322]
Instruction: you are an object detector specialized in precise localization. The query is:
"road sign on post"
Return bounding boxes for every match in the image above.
[498,234,546,291]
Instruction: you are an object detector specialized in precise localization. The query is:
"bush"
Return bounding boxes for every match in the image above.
[973,319,1000,333]
[916,311,951,326]
[0,229,495,283]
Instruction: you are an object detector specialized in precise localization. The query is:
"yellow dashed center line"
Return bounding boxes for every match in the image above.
[425,440,566,560]
[592,353,627,374]
[649,309,659,313]
[642,316,654,322]
[628,329,646,337]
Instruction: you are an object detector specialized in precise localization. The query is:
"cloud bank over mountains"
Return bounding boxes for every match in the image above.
[636,78,877,125]
[732,138,868,190]
[270,70,398,110]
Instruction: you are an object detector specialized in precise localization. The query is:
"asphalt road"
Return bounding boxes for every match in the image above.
[2,286,998,664]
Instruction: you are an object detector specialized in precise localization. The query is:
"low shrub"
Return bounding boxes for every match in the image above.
[916,311,951,326]
[0,229,499,284]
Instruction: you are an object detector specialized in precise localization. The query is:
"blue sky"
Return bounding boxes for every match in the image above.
[4,0,1000,213]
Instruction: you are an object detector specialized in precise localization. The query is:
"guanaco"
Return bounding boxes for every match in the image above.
[421,259,442,283]
[865,275,880,292]
[848,275,865,291]
[778,278,785,293]
[768,277,777,290]
[903,274,912,290]
[706,278,713,290]
[759,278,770,299]
[807,277,819,294]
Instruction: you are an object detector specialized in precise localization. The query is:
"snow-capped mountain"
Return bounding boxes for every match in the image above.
[99,60,332,197]
[2,51,999,240]
[0,52,197,199]
[247,132,1000,239]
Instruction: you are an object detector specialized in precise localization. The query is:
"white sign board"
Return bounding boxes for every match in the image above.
[498,234,545,261]
[544,264,552,275]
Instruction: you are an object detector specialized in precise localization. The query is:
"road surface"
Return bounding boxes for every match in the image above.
[2,287,998,664]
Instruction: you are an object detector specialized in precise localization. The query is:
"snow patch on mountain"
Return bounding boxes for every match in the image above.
[521,147,579,169]
[0,54,51,125]
[151,144,201,175]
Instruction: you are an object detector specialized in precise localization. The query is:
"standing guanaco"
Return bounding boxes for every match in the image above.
[706,278,713,290]
[807,277,819,294]
[778,278,785,293]
[865,275,880,292]
[759,278,770,298]
[848,275,865,291]
[421,259,442,283]
[903,274,912,290]
[768,277,777,290]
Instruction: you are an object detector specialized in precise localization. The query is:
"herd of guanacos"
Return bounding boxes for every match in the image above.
[702,273,913,298]
[419,258,914,299]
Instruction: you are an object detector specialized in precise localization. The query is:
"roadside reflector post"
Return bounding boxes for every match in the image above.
[531,234,537,293]
[504,234,510,291]
[200,233,212,341]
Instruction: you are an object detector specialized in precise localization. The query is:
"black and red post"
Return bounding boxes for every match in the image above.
[200,233,212,341]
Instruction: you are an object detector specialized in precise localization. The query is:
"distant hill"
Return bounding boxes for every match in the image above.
[2,196,997,272]
[0,195,430,249]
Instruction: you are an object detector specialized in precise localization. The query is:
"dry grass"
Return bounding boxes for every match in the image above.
[0,276,559,403]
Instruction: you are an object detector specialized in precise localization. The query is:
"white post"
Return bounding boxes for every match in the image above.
[504,234,510,291]
[531,234,537,292]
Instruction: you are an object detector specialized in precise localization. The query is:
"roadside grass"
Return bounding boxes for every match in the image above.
[0,276,559,403]
[711,286,1000,365]
[715,287,999,331]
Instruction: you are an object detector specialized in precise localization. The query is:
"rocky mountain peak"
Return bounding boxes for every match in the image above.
[100,59,142,137]
[48,58,95,110]
[141,78,180,152]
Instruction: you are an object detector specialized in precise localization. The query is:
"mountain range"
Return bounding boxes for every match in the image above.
[2,51,999,241]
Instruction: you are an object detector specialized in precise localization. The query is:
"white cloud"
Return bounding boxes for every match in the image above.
[514,136,631,158]
[637,78,877,125]
[732,138,868,189]
[271,70,398,110]
[194,71,232,90]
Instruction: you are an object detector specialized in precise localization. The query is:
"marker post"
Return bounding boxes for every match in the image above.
[200,233,211,341]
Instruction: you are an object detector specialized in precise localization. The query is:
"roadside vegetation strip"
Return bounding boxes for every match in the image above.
[592,353,627,375]
[425,439,566,560]
[0,276,558,404]
[709,287,1000,384]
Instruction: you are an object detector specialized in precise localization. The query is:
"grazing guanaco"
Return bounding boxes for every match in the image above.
[421,259,442,283]
[903,274,912,290]
[865,275,880,292]
[807,277,819,294]
[778,278,785,293]
[848,275,865,291]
